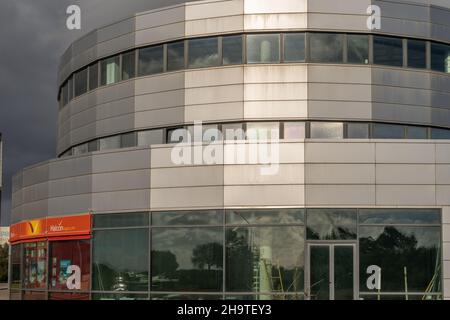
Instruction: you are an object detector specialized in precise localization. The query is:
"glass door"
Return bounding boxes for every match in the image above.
[307,244,356,300]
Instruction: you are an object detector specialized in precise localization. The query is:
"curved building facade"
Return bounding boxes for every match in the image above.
[8,0,450,300]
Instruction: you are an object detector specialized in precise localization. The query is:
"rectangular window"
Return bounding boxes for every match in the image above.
[247,34,280,64]
[188,124,221,143]
[23,242,47,289]
[431,128,450,139]
[121,132,137,148]
[226,209,304,225]
[10,244,22,291]
[246,122,280,141]
[347,34,369,64]
[93,212,149,229]
[223,35,243,65]
[358,209,441,225]
[74,68,88,97]
[372,123,405,139]
[68,76,73,101]
[88,140,99,152]
[226,226,304,293]
[167,127,188,143]
[284,122,306,139]
[152,210,222,226]
[373,36,404,67]
[138,130,163,146]
[188,37,219,68]
[347,123,369,138]
[408,40,427,69]
[62,82,69,105]
[122,51,136,80]
[138,45,164,76]
[101,56,120,85]
[222,123,245,141]
[310,122,344,139]
[99,135,121,150]
[406,126,427,139]
[431,43,450,73]
[306,209,357,240]
[167,41,185,71]
[359,226,441,294]
[72,143,88,156]
[49,240,90,291]
[309,33,344,63]
[93,229,149,291]
[284,33,306,62]
[88,63,99,91]
[151,227,223,292]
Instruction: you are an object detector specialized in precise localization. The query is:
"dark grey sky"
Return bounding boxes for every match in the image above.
[0,0,193,226]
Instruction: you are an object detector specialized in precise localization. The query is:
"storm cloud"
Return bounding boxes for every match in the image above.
[0,0,197,225]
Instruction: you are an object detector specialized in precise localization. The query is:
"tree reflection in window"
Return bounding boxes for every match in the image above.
[359,226,441,295]
[151,228,223,292]
[307,209,357,240]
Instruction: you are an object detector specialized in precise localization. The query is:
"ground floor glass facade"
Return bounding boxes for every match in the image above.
[10,208,442,300]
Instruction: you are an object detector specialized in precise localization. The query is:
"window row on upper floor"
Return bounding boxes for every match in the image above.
[60,120,450,158]
[58,32,450,108]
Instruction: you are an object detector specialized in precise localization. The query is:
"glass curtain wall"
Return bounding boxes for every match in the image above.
[13,209,440,300]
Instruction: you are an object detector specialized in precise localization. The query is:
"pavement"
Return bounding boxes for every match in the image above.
[0,283,8,300]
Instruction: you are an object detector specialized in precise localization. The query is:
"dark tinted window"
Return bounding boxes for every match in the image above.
[121,132,137,148]
[188,37,219,68]
[373,36,403,67]
[431,128,450,139]
[431,43,450,73]
[93,212,149,228]
[348,34,369,64]
[93,229,149,291]
[75,68,87,97]
[138,45,164,76]
[122,51,136,80]
[359,226,441,293]
[347,123,369,138]
[167,41,185,71]
[310,33,344,63]
[151,228,223,291]
[372,123,405,139]
[408,40,426,69]
[88,63,99,90]
[223,35,243,65]
[406,126,427,139]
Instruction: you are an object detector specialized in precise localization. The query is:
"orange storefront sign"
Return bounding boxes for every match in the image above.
[46,215,91,237]
[9,213,91,243]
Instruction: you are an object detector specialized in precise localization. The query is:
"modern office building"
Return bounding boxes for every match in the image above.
[8,0,450,300]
